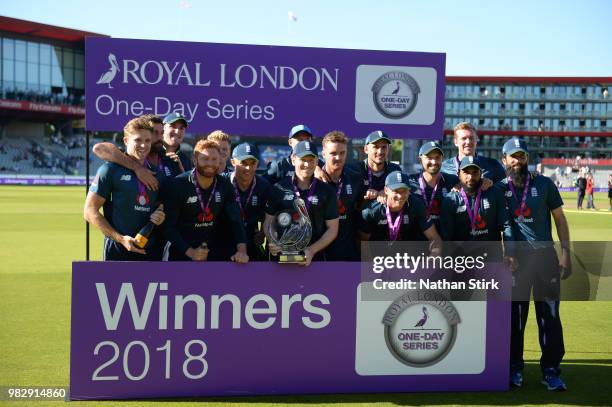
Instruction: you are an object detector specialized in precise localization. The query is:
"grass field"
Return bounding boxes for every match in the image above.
[0,186,610,407]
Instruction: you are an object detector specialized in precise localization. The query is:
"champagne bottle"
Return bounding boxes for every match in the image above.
[134,222,154,248]
[134,203,162,248]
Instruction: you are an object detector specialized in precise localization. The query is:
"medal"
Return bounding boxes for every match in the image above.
[192,169,217,223]
[385,204,404,241]
[418,173,439,218]
[460,186,482,232]
[508,174,531,219]
[231,172,256,221]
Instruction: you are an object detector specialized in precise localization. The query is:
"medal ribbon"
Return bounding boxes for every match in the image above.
[385,205,404,241]
[460,186,482,231]
[293,177,317,212]
[231,172,256,220]
[507,173,530,217]
[192,169,217,218]
[418,173,439,214]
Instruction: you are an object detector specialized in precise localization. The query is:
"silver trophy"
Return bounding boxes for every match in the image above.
[266,197,312,263]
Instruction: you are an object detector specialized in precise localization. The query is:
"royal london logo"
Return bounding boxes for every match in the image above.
[371,71,420,119]
[382,291,460,367]
[96,53,120,89]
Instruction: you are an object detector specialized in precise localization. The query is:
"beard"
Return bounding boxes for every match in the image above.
[150,141,163,154]
[462,179,482,195]
[196,164,217,179]
[506,162,528,187]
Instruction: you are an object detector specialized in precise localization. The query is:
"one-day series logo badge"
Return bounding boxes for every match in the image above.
[382,291,460,367]
[371,71,420,119]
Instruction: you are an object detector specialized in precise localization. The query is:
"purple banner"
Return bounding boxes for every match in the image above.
[70,262,509,400]
[85,38,445,139]
[558,187,608,192]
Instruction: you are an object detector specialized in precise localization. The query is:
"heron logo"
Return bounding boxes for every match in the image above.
[382,291,460,367]
[371,71,420,119]
[96,53,120,89]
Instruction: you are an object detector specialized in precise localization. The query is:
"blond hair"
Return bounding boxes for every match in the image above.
[453,122,478,137]
[207,130,230,144]
[123,115,154,136]
[322,130,348,146]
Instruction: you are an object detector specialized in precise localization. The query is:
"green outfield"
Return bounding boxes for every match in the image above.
[0,186,610,407]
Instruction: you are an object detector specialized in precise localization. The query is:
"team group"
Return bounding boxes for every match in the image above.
[84,113,572,390]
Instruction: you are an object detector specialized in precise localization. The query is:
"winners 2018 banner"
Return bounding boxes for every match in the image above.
[85,38,445,138]
[70,262,509,400]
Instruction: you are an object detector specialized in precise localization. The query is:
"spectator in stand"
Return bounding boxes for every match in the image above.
[586,173,596,210]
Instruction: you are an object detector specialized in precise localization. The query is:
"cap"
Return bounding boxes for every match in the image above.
[419,141,443,156]
[289,124,313,139]
[232,142,259,162]
[385,171,410,190]
[365,130,392,145]
[502,138,529,155]
[459,156,482,171]
[293,140,318,158]
[163,112,189,127]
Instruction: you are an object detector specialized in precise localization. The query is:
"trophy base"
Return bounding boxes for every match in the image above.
[279,253,306,264]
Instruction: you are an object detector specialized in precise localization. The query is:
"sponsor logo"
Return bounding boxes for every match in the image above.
[371,72,420,119]
[531,187,538,197]
[187,196,198,204]
[120,174,132,181]
[283,194,295,201]
[215,192,221,202]
[383,291,460,367]
[482,198,490,210]
[252,195,258,206]
[456,205,467,213]
[505,190,513,198]
[309,196,319,205]
[134,205,151,212]
[403,214,410,224]
[346,184,353,195]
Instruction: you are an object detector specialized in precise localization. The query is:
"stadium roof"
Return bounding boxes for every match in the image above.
[447,76,612,85]
[0,15,107,42]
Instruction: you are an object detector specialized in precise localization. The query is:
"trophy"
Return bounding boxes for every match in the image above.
[265,197,312,263]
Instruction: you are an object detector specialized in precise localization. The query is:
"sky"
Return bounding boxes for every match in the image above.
[3,0,611,76]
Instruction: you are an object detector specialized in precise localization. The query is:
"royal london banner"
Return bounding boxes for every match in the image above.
[85,38,445,138]
[70,262,509,400]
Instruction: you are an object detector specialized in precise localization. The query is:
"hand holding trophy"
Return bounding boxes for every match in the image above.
[265,197,312,263]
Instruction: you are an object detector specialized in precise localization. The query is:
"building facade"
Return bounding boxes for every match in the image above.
[442,77,612,159]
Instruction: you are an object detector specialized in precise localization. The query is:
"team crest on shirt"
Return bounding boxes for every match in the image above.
[120,174,132,181]
[215,192,221,202]
[482,198,490,210]
[252,195,258,206]
[346,184,353,195]
[403,215,410,224]
[531,187,538,197]
[187,196,198,204]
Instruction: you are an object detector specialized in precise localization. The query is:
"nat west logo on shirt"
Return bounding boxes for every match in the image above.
[120,174,132,181]
[186,196,198,204]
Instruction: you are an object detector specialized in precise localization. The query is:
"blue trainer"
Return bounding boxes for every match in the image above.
[541,368,567,391]
[510,369,523,387]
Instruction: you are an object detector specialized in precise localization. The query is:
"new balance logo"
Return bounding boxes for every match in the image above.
[120,175,132,181]
[187,196,198,203]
